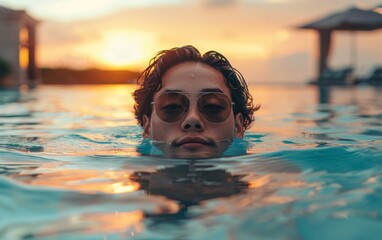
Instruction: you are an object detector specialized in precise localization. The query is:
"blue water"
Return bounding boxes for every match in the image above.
[0,84,381,240]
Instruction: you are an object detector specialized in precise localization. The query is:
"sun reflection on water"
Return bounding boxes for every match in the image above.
[32,210,145,239]
[11,168,140,194]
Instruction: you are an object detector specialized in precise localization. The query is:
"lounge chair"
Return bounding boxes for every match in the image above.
[317,67,354,86]
[365,67,382,86]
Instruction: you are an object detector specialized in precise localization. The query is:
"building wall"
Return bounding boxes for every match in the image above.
[0,18,22,87]
[0,9,38,87]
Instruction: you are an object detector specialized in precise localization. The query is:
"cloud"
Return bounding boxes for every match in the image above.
[32,0,382,83]
[0,0,185,22]
[203,0,237,7]
[230,51,312,83]
[39,21,101,45]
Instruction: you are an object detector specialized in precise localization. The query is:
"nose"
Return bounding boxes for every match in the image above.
[181,105,204,132]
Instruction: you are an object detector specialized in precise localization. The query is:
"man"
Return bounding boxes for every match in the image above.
[133,45,259,158]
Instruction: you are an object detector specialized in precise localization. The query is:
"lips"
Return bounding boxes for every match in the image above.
[173,137,214,147]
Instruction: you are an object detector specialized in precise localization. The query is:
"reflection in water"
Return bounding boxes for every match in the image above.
[10,168,140,194]
[0,89,21,104]
[130,162,249,224]
[8,159,250,226]
[3,152,314,238]
[132,163,248,204]
[137,138,249,159]
[28,210,144,239]
[317,86,331,104]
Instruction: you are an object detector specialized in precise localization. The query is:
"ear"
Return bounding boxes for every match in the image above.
[234,113,245,138]
[142,114,151,139]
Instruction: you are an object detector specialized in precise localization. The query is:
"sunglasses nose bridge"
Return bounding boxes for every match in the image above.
[181,98,205,131]
[185,101,202,119]
[181,94,199,114]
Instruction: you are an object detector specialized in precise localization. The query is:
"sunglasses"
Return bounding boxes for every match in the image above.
[152,92,234,123]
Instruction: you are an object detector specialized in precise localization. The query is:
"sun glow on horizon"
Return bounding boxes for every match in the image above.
[96,30,158,69]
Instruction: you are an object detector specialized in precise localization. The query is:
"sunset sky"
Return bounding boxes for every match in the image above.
[1,0,381,83]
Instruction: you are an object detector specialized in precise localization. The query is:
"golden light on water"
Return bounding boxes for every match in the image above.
[35,210,145,238]
[108,182,139,194]
[248,175,271,188]
[81,210,144,234]
[263,195,295,204]
[12,169,140,194]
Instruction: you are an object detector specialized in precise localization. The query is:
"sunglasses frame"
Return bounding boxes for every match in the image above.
[151,92,235,123]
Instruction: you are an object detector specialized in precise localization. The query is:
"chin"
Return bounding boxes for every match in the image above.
[167,145,226,159]
[152,139,232,159]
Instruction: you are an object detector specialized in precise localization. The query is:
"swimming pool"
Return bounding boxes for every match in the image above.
[0,84,381,240]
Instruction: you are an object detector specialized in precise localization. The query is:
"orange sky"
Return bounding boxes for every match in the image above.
[1,0,381,82]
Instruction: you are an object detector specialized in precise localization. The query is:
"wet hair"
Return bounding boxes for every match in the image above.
[133,45,260,130]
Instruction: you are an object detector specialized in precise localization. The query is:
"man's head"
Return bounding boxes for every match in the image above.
[133,45,259,158]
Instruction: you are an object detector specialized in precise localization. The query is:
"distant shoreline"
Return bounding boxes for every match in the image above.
[40,68,140,85]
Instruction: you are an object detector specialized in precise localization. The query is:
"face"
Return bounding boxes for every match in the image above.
[143,62,244,158]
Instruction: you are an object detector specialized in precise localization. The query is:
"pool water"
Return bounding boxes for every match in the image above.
[0,84,381,240]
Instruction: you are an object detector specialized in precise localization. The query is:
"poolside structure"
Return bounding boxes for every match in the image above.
[298,6,382,85]
[0,5,39,89]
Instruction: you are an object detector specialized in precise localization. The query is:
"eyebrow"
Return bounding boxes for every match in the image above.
[163,88,224,93]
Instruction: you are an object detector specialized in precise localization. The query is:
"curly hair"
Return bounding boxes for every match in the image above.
[133,45,259,130]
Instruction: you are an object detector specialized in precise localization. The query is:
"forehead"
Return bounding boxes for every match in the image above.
[157,62,230,95]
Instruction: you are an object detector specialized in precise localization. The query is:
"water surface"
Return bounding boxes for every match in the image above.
[0,84,381,240]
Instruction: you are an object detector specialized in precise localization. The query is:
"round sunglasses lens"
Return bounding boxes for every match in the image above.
[155,93,189,122]
[198,93,231,123]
